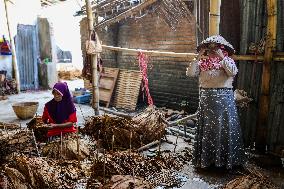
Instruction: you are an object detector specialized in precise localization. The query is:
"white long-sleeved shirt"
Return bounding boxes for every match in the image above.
[186,57,238,88]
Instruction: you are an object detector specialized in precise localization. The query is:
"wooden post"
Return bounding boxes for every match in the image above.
[209,0,221,35]
[85,0,100,115]
[256,0,277,151]
[3,0,20,92]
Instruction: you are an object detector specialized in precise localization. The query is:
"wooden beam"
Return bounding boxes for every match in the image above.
[85,0,100,115]
[256,0,277,151]
[95,0,158,29]
[4,0,20,92]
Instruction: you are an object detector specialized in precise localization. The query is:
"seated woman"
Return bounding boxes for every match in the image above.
[42,82,77,138]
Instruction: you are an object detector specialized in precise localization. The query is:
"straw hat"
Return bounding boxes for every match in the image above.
[197,35,235,55]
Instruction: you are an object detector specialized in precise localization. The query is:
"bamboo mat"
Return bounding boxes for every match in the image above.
[113,69,142,110]
[84,68,142,110]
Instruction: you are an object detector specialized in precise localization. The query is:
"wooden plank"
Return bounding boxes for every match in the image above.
[84,68,119,107]
[100,77,115,90]
[100,88,112,102]
[99,68,119,107]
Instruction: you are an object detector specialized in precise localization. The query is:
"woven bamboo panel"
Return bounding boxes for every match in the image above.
[84,68,142,110]
[113,69,142,110]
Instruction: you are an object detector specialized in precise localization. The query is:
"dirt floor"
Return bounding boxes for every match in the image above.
[0,80,283,189]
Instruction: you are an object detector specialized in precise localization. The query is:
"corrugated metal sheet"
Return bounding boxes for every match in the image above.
[16,24,39,90]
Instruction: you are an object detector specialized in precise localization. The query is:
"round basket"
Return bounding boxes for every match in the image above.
[12,102,39,120]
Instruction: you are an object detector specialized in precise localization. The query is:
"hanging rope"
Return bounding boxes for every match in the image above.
[138,52,153,106]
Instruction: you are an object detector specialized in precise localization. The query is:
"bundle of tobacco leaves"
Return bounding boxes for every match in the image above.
[83,107,166,150]
[27,116,49,142]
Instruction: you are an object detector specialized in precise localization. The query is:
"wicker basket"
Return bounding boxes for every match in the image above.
[12,102,39,120]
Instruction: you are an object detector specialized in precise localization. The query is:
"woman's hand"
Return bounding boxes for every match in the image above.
[215,48,225,59]
[44,124,54,130]
[197,48,206,60]
[198,48,206,58]
[46,122,73,130]
[199,48,206,56]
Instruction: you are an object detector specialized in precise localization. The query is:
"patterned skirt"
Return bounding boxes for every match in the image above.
[192,88,245,169]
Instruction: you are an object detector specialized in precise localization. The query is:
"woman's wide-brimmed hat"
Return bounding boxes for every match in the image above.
[197,35,235,55]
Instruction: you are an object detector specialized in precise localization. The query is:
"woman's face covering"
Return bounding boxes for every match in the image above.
[52,90,63,102]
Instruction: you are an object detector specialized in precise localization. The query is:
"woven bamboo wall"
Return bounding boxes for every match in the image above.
[231,0,284,155]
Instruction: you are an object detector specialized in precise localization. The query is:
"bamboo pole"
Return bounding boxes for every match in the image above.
[99,106,132,118]
[102,44,284,61]
[85,0,100,115]
[168,113,198,126]
[95,0,158,29]
[209,0,221,35]
[273,57,284,62]
[256,0,277,151]
[102,45,197,58]
[232,55,264,61]
[137,140,159,152]
[3,0,20,92]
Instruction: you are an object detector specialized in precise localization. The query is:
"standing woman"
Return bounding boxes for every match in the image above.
[186,35,245,169]
[42,82,77,138]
